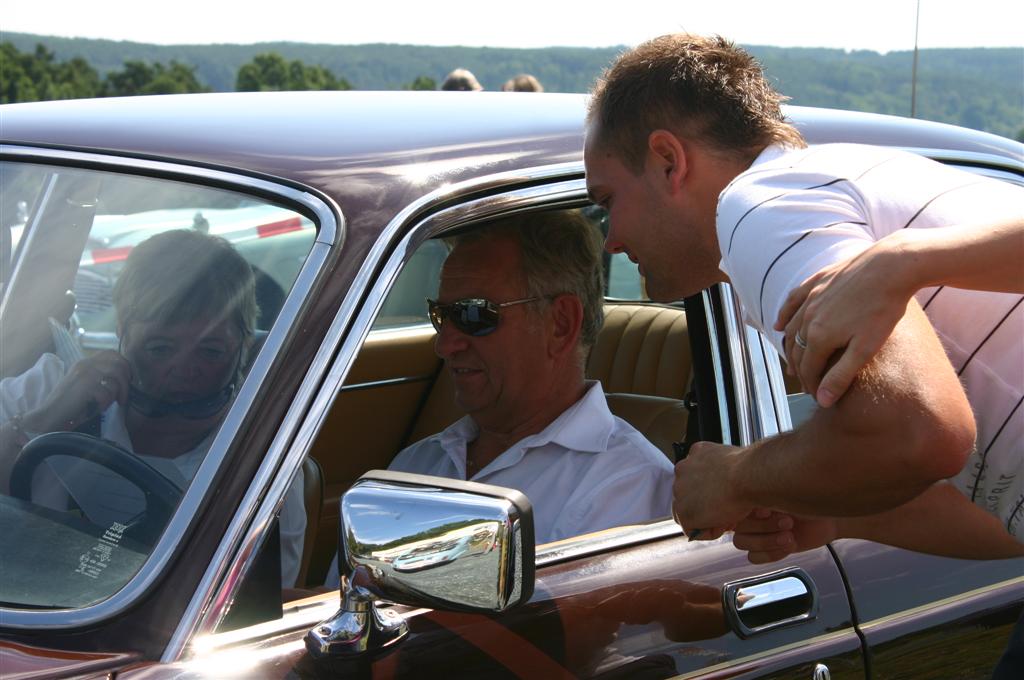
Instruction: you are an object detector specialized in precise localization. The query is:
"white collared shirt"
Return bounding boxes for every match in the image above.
[325,381,674,587]
[393,381,674,541]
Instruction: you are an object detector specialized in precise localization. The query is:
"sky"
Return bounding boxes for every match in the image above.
[5,1,1023,53]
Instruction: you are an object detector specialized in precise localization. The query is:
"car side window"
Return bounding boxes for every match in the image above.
[301,202,682,587]
[0,161,316,609]
[370,206,649,332]
[372,238,447,329]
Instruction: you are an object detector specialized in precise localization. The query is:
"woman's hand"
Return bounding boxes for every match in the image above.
[22,350,131,433]
[775,237,915,407]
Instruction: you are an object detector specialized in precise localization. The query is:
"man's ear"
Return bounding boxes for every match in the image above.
[647,129,688,193]
[547,294,584,359]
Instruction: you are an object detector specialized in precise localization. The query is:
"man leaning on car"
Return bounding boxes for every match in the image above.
[584,32,1023,561]
[325,211,675,587]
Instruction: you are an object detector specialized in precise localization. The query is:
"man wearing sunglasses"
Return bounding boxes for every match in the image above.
[325,210,673,587]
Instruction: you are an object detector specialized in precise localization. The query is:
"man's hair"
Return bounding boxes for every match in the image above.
[114,229,258,362]
[502,74,544,92]
[587,33,806,171]
[448,210,605,352]
[441,68,483,91]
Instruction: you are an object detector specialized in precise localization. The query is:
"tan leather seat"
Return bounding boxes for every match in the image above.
[604,393,688,461]
[587,303,691,399]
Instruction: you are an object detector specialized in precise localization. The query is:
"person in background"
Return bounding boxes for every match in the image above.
[502,73,544,92]
[441,68,483,91]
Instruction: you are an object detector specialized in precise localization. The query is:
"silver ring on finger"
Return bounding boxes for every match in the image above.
[794,331,808,350]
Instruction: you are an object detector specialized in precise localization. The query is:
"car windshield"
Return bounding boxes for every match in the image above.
[0,161,316,609]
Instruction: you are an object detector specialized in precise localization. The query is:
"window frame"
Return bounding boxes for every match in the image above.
[0,144,339,630]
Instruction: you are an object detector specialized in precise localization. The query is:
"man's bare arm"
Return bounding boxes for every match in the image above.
[733,482,1023,563]
[836,482,1023,558]
[674,300,975,531]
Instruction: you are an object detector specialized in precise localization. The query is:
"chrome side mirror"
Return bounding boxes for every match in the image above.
[306,470,535,659]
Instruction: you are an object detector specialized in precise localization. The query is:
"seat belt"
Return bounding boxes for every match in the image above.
[672,388,702,463]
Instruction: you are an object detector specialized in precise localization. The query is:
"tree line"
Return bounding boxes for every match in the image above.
[2,36,1022,141]
[1,43,426,101]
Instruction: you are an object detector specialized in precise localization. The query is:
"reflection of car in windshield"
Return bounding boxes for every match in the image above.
[73,204,315,341]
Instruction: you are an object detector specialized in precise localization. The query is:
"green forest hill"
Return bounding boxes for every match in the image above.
[3,32,1022,141]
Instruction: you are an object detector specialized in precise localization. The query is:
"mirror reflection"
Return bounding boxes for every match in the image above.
[338,473,533,612]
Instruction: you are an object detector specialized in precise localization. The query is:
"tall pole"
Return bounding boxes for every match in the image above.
[911,0,921,118]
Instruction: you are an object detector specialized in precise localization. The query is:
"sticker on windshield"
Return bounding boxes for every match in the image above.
[74,521,128,579]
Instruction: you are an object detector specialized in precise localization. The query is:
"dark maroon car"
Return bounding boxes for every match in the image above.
[1,92,1021,679]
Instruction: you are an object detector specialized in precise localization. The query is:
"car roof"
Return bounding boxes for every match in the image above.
[2,92,1020,207]
[0,92,588,201]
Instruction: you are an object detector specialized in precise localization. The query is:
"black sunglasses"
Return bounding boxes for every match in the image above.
[128,384,235,420]
[426,297,542,337]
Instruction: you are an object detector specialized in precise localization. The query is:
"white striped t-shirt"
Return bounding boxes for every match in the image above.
[717,143,1023,538]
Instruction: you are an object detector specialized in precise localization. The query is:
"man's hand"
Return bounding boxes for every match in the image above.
[775,241,913,408]
[732,509,838,564]
[672,441,751,539]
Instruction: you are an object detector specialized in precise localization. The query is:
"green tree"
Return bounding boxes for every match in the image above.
[404,75,437,90]
[100,60,208,96]
[235,52,352,91]
[1,42,100,103]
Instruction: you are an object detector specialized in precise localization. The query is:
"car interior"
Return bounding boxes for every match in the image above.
[293,206,696,588]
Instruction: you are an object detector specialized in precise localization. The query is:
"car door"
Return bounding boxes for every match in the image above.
[96,166,864,680]
[160,172,864,679]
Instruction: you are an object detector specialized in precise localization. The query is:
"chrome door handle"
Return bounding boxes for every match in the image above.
[722,567,819,638]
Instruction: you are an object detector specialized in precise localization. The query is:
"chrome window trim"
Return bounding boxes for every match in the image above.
[0,145,340,629]
[702,288,735,446]
[170,162,589,660]
[672,628,860,679]
[743,323,785,440]
[339,375,435,393]
[717,284,754,447]
[762,333,794,434]
[856,573,1024,632]
[536,518,688,567]
[719,285,785,443]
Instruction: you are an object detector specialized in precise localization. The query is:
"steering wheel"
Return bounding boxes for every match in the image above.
[10,432,184,546]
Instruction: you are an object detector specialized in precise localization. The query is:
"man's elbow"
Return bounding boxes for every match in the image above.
[904,390,976,483]
[854,301,977,485]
